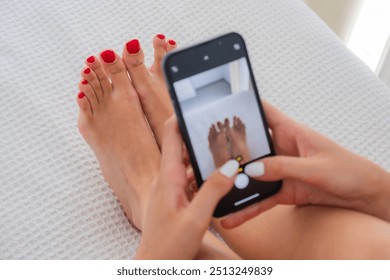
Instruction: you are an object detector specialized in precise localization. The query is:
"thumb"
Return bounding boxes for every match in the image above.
[245,155,313,182]
[188,160,238,220]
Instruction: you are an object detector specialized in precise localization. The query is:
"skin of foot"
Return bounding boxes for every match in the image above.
[77,50,161,230]
[208,122,231,168]
[121,34,177,149]
[77,43,239,260]
[226,116,250,164]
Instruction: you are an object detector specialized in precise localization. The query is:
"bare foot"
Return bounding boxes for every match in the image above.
[78,49,240,260]
[226,116,250,164]
[208,122,231,168]
[121,34,177,148]
[77,50,161,230]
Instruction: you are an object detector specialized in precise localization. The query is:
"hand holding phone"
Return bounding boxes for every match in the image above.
[164,33,282,217]
[221,101,390,228]
[135,117,236,259]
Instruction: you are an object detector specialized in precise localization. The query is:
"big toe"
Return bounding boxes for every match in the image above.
[122,39,150,87]
[99,49,132,93]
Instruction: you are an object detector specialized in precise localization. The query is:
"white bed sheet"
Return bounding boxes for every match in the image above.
[1,0,389,259]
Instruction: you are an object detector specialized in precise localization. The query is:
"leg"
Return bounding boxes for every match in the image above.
[118,38,390,259]
[213,205,390,259]
[78,49,239,259]
[216,114,390,259]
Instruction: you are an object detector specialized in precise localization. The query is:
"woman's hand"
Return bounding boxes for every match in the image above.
[135,116,237,260]
[221,101,390,228]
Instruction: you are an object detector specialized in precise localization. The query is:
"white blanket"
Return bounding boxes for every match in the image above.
[1,0,389,259]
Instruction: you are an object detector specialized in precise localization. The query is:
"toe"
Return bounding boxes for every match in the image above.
[165,39,177,53]
[77,91,92,116]
[224,118,230,128]
[122,39,151,86]
[80,67,104,103]
[225,118,230,130]
[99,49,132,93]
[217,121,224,132]
[239,119,246,131]
[152,34,167,71]
[85,55,112,96]
[237,117,243,127]
[209,124,217,138]
[78,79,99,113]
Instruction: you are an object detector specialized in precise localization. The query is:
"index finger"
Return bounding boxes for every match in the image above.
[262,100,289,130]
[161,115,183,166]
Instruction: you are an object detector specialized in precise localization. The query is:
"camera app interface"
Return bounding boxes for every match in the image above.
[173,57,271,180]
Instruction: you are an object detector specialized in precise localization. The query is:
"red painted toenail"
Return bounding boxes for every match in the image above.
[157,34,165,40]
[100,50,116,63]
[168,39,176,45]
[81,79,88,85]
[86,56,95,63]
[126,39,140,54]
[78,92,85,99]
[84,68,91,74]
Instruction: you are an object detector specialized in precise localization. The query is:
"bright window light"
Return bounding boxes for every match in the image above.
[347,0,390,72]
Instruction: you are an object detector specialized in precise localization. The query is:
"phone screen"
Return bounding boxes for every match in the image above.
[164,33,281,217]
[173,57,271,179]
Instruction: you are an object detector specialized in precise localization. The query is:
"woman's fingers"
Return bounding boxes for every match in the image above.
[188,160,238,221]
[220,155,314,228]
[159,116,191,193]
[217,155,317,228]
[262,100,287,130]
[161,115,183,167]
[244,155,315,182]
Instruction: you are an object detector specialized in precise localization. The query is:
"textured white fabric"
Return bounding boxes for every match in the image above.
[0,0,389,259]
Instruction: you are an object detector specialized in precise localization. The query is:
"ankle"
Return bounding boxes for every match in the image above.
[123,173,157,231]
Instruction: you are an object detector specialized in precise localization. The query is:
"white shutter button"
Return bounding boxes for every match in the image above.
[234,173,250,189]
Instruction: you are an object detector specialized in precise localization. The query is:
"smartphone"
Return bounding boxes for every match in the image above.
[163,32,282,217]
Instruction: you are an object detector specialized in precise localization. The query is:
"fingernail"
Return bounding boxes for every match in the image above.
[168,39,176,45]
[220,160,240,178]
[86,56,95,63]
[78,92,85,99]
[156,33,165,40]
[126,39,140,54]
[81,79,88,85]
[244,162,265,177]
[100,50,116,63]
[84,68,91,74]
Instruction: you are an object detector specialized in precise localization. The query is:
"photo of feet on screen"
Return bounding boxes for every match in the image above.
[173,57,271,179]
[208,116,250,168]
